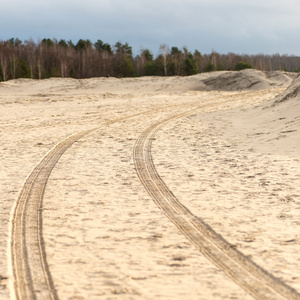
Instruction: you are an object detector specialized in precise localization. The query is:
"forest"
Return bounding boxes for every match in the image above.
[1,38,300,81]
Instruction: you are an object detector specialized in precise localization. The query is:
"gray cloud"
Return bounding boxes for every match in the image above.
[1,0,300,55]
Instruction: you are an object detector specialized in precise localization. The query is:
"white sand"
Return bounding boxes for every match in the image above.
[1,71,300,299]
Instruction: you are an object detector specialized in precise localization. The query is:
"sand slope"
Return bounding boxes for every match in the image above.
[273,73,300,104]
[202,69,297,91]
[217,73,300,156]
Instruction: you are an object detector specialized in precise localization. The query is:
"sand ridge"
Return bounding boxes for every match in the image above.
[0,70,299,299]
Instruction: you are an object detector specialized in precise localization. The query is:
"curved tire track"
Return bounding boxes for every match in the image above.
[8,104,187,300]
[9,95,299,299]
[133,108,300,300]
[10,129,95,300]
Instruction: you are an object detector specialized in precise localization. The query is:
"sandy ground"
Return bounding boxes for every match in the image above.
[0,70,300,299]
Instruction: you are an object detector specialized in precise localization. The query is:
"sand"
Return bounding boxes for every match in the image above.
[0,70,300,299]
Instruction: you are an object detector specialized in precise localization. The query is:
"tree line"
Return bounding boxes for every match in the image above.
[0,38,300,81]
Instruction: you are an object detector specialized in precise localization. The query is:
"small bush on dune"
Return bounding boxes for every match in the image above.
[234,61,253,71]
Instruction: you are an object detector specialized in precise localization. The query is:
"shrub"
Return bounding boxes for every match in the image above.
[234,61,253,71]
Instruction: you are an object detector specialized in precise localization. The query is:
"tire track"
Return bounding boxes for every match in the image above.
[8,104,195,300]
[8,92,292,299]
[10,129,95,300]
[133,106,300,300]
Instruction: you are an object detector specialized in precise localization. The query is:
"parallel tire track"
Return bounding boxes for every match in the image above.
[133,107,300,300]
[8,104,189,300]
[9,93,298,299]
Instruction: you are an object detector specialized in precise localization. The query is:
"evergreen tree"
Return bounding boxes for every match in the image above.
[194,50,202,72]
[184,53,198,75]
[205,62,216,72]
[114,42,135,77]
[94,40,112,53]
[16,58,30,78]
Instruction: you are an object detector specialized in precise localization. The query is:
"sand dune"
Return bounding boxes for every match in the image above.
[202,69,297,91]
[273,73,300,104]
[0,69,296,97]
[0,70,300,299]
[214,73,300,156]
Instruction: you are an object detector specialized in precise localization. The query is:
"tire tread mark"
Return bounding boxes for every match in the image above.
[133,108,300,300]
[10,95,296,299]
[11,129,94,300]
[9,104,180,300]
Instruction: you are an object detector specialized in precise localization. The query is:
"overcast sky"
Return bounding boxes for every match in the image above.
[1,0,300,56]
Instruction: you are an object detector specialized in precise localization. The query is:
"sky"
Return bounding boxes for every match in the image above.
[1,0,300,56]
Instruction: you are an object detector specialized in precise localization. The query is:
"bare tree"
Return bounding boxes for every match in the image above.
[2,38,300,80]
[160,44,170,76]
[171,47,184,75]
[0,41,9,81]
[24,39,36,78]
[36,40,43,79]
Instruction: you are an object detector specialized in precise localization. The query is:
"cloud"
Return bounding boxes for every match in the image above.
[1,0,300,55]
